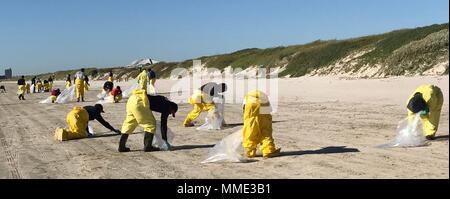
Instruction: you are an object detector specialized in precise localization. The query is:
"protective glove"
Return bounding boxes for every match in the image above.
[113,129,122,134]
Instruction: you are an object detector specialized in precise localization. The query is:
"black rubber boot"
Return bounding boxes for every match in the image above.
[118,134,130,152]
[144,132,160,152]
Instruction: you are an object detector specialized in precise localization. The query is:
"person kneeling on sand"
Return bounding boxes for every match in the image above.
[118,89,158,152]
[242,90,280,158]
[406,85,444,140]
[55,104,121,141]
[50,88,61,103]
[111,86,123,103]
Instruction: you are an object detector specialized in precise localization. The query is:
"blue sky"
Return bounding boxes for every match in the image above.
[0,0,448,75]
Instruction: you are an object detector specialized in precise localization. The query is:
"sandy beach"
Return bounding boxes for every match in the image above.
[0,76,448,179]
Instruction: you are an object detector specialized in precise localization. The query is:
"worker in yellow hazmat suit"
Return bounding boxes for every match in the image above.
[36,79,43,92]
[43,80,50,92]
[65,74,72,89]
[17,76,26,100]
[54,104,120,141]
[25,83,30,94]
[118,89,158,152]
[74,68,86,102]
[136,68,149,91]
[183,84,216,127]
[407,85,444,140]
[107,71,113,82]
[242,90,280,158]
[48,76,54,90]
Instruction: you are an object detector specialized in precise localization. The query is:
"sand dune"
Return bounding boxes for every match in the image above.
[0,76,448,178]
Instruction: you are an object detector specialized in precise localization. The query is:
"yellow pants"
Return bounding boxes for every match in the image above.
[43,84,50,92]
[407,85,444,137]
[183,103,215,125]
[242,90,277,158]
[113,95,122,103]
[54,107,89,141]
[18,85,26,95]
[49,82,53,90]
[25,84,30,93]
[121,90,156,134]
[65,81,71,89]
[50,95,57,103]
[75,79,85,99]
[36,84,42,92]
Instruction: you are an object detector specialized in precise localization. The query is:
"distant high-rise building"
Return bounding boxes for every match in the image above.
[5,68,12,79]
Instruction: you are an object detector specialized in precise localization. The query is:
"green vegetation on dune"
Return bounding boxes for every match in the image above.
[29,23,449,80]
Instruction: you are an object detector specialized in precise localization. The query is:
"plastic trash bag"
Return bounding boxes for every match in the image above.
[123,81,156,98]
[39,97,53,104]
[147,84,156,95]
[377,113,429,148]
[153,121,174,151]
[96,95,114,104]
[88,126,95,135]
[97,91,108,99]
[197,96,225,131]
[122,81,140,98]
[201,129,247,163]
[30,84,35,93]
[56,85,76,104]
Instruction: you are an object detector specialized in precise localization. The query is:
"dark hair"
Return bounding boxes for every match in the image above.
[200,83,217,96]
[169,102,178,112]
[407,92,428,113]
[81,68,85,72]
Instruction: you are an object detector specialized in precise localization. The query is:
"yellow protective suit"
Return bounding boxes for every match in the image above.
[43,83,50,92]
[183,90,215,126]
[75,79,85,99]
[49,82,53,90]
[121,89,156,134]
[107,76,113,82]
[36,82,42,92]
[50,95,57,103]
[242,90,279,158]
[18,85,26,95]
[113,94,122,103]
[54,106,89,141]
[136,70,149,90]
[407,85,444,137]
[25,83,30,94]
[65,81,72,89]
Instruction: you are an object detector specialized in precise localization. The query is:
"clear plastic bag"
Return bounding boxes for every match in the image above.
[201,129,247,163]
[96,95,114,104]
[197,96,225,131]
[30,84,35,93]
[97,90,108,99]
[55,85,76,104]
[122,81,140,98]
[153,121,174,151]
[147,84,157,95]
[123,81,156,98]
[39,97,53,104]
[377,113,429,148]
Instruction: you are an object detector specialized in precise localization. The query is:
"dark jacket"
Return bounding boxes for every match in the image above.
[148,95,172,140]
[83,106,115,132]
[17,78,25,86]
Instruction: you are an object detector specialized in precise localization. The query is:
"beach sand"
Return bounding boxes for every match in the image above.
[0,76,448,178]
